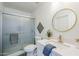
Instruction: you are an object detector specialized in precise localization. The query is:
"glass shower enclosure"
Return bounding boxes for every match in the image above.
[2,13,35,55]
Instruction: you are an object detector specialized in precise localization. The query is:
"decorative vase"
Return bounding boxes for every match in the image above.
[47,30,52,40]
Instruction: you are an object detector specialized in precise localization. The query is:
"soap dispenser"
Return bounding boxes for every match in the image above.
[58,35,63,43]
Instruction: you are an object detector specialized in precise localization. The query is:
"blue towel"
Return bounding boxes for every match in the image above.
[43,44,56,56]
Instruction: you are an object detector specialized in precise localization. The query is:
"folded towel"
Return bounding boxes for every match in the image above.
[43,44,56,56]
[10,33,18,45]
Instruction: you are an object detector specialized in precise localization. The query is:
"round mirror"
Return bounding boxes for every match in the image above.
[52,9,77,32]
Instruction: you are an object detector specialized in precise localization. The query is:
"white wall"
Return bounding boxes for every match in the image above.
[32,2,79,48]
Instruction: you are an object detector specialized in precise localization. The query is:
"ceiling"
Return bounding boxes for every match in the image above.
[3,2,43,13]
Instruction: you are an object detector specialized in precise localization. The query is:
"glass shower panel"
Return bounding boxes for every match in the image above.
[2,14,22,55]
[0,12,2,56]
[2,13,35,55]
[20,17,35,48]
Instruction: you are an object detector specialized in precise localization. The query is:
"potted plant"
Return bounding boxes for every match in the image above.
[46,30,52,40]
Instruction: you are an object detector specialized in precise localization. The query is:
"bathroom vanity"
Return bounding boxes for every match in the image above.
[36,39,79,56]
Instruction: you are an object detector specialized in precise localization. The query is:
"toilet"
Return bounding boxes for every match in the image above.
[24,44,37,56]
[24,36,41,56]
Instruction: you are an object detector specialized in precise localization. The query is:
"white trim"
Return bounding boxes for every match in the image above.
[8,50,25,56]
[2,12,35,19]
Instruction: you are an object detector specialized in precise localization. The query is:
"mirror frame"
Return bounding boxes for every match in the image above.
[52,8,77,32]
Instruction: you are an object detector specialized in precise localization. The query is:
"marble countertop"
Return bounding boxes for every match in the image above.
[37,39,79,56]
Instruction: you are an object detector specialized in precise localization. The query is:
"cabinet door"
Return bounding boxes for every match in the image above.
[36,42,44,56]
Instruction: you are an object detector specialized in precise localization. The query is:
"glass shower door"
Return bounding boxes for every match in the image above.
[2,14,22,55]
[20,17,35,48]
[2,13,35,55]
